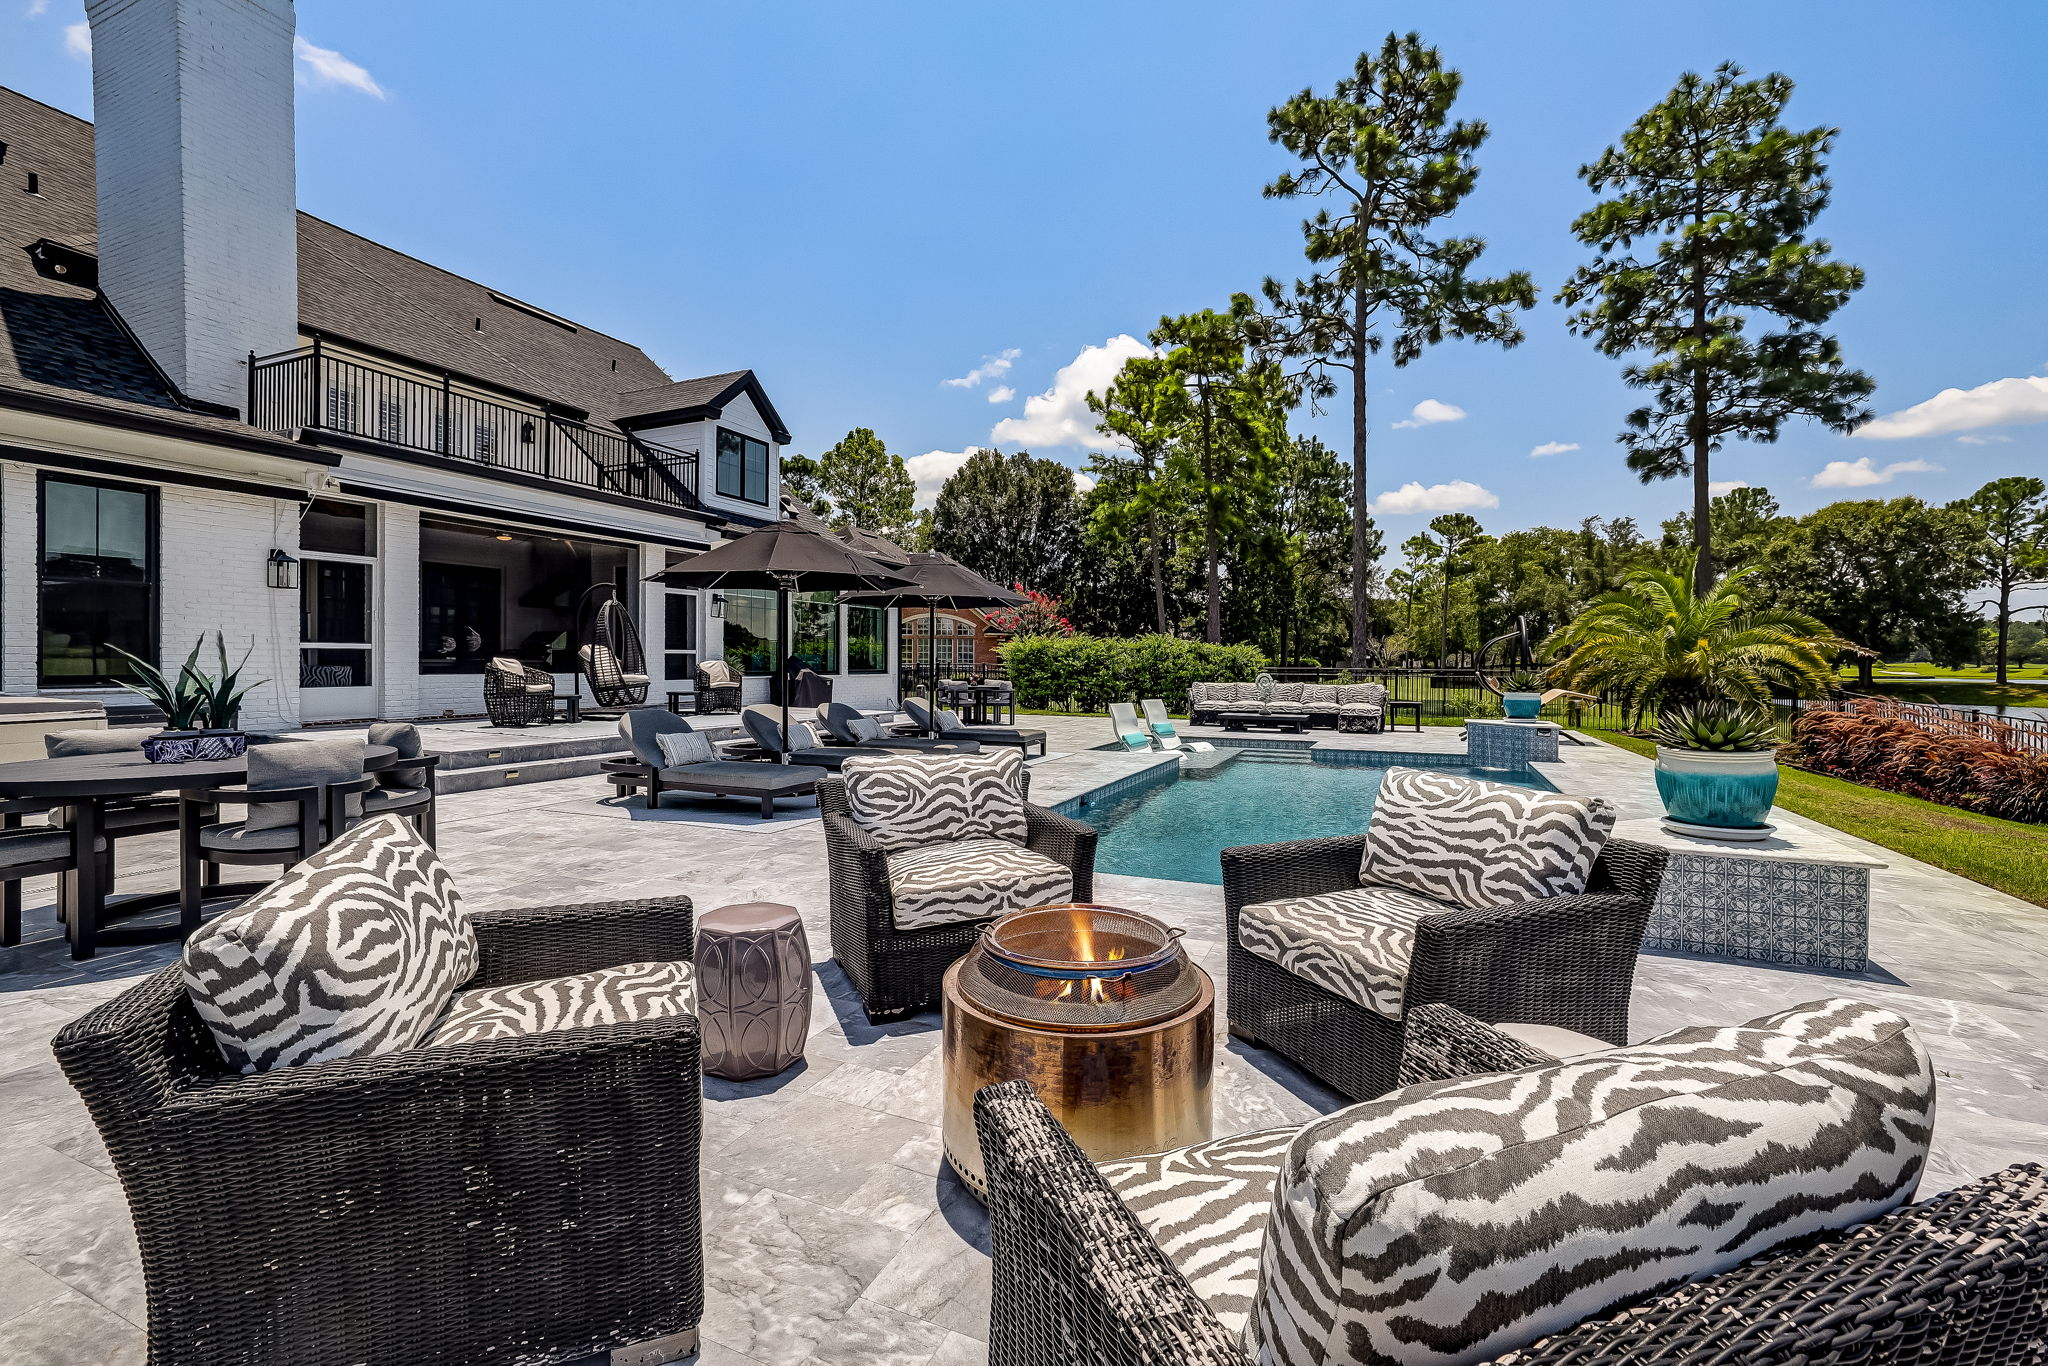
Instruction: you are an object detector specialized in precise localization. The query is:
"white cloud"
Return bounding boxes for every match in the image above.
[1072,469,1096,495]
[906,448,977,510]
[294,35,387,99]
[1369,479,1499,515]
[1955,433,2013,446]
[986,385,1014,404]
[1811,457,1942,489]
[1391,399,1466,430]
[943,348,1021,390]
[1856,371,2048,440]
[63,21,89,56]
[26,0,50,17]
[990,334,1154,450]
[1528,441,1579,458]
[1707,480,1750,495]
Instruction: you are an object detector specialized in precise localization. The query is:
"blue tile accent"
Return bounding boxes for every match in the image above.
[1052,759,1179,818]
[1466,719,1560,766]
[1644,853,1871,972]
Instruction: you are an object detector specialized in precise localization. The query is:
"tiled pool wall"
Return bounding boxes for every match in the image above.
[1058,743,1552,816]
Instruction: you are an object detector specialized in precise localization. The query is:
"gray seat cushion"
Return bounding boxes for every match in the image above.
[44,728,146,757]
[1246,999,1935,1366]
[199,822,320,854]
[882,837,1071,930]
[0,828,75,868]
[367,722,428,790]
[656,760,816,792]
[1361,767,1614,911]
[841,749,1027,852]
[363,786,431,815]
[422,960,696,1047]
[1237,883,1457,1019]
[1099,1125,1296,1338]
[182,816,476,1074]
[243,736,367,834]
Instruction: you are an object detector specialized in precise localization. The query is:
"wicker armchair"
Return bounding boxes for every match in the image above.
[974,1079,2048,1366]
[483,655,558,726]
[819,771,1097,1023]
[1222,833,1668,1101]
[694,659,744,714]
[52,896,704,1366]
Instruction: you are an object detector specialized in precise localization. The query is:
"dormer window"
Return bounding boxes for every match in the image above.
[716,428,770,505]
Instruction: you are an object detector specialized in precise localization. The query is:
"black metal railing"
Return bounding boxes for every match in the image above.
[249,343,702,511]
[1807,695,2048,756]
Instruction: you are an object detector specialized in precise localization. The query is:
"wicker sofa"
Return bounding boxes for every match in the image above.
[819,755,1096,1023]
[974,1015,2048,1366]
[1223,778,1668,1101]
[54,821,705,1366]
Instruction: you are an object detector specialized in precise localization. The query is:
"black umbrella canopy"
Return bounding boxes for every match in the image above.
[840,553,1027,609]
[647,521,915,593]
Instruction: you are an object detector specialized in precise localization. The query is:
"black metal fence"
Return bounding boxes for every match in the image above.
[250,343,702,511]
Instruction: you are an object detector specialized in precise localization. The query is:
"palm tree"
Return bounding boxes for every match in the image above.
[1544,566,1846,720]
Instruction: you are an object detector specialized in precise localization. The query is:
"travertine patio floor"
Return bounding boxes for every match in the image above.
[1,713,2042,1364]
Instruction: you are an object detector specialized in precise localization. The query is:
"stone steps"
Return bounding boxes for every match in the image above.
[424,716,749,794]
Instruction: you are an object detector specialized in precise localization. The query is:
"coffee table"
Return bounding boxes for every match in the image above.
[1217,712,1308,733]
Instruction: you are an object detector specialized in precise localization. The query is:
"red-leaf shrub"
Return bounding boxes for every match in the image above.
[1786,702,2048,823]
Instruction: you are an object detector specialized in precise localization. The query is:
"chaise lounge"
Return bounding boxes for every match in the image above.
[617,711,818,818]
[902,697,1049,758]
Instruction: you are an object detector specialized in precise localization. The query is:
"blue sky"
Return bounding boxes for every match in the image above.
[6,1,2045,536]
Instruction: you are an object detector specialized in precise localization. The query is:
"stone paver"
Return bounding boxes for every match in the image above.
[0,712,2041,1363]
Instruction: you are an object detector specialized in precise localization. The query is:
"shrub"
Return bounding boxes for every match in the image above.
[997,635,1267,712]
[1787,702,2048,823]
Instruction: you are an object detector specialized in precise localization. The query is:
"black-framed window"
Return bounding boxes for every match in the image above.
[793,591,839,674]
[300,498,373,556]
[716,427,770,504]
[724,588,778,674]
[664,591,698,680]
[847,605,888,673]
[38,474,157,687]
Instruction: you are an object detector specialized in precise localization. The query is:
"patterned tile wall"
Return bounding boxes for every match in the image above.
[1645,853,1870,972]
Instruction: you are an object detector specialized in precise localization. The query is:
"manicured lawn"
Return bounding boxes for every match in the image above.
[1592,730,2048,907]
[1852,678,2048,709]
[1844,661,2048,681]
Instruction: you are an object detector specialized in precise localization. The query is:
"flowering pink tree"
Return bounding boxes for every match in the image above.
[984,584,1074,638]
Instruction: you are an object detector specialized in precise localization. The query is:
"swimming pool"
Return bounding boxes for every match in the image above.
[1071,748,1554,885]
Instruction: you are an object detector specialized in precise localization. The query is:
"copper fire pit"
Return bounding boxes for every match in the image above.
[942,904,1214,1198]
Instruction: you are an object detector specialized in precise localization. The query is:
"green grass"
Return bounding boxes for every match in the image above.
[1592,730,2048,907]
[1843,661,2048,681]
[1851,679,2048,709]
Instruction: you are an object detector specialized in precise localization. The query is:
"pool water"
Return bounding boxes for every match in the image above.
[1079,749,1554,885]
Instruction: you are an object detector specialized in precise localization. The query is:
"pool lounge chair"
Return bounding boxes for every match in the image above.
[903,697,1049,758]
[1139,699,1214,752]
[741,706,862,770]
[818,702,980,755]
[617,711,819,818]
[1107,702,1153,751]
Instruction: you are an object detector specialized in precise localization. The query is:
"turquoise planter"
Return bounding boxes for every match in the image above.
[1502,692,1542,719]
[1654,747,1778,828]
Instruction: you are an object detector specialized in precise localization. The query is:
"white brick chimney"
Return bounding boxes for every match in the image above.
[84,0,299,414]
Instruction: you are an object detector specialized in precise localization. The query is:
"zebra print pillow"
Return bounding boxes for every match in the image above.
[1100,1125,1296,1337]
[1247,998,1934,1366]
[1361,767,1614,910]
[841,749,1028,851]
[422,960,696,1047]
[182,815,476,1074]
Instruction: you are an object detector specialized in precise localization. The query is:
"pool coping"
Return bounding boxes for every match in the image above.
[1055,742,1555,817]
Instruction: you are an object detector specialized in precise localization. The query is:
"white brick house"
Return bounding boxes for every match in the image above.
[0,0,899,729]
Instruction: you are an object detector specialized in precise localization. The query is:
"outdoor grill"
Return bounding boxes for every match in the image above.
[943,904,1214,1198]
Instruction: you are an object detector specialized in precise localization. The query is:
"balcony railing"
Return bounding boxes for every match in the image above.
[249,342,702,512]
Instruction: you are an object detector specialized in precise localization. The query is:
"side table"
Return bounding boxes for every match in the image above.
[696,902,812,1080]
[1385,700,1423,732]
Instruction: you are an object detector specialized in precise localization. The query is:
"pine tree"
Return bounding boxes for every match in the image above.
[817,428,916,538]
[1087,355,1190,634]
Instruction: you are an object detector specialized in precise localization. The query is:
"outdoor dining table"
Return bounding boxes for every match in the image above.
[937,682,1015,726]
[0,741,397,959]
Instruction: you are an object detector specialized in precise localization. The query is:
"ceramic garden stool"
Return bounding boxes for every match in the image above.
[696,902,812,1080]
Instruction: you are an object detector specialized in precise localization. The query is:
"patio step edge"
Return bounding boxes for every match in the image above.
[434,751,629,793]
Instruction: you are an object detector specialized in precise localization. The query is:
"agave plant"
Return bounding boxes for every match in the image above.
[192,632,265,731]
[106,637,210,731]
[1544,566,1847,718]
[1500,668,1543,693]
[1654,701,1780,753]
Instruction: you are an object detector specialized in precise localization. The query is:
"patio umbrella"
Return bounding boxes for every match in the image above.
[649,522,914,755]
[842,553,1027,706]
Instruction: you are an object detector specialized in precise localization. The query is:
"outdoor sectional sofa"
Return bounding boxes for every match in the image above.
[1187,680,1388,730]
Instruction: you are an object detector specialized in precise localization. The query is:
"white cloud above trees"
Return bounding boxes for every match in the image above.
[1391,399,1467,429]
[906,448,977,509]
[989,334,1152,450]
[1856,371,2048,440]
[943,349,1020,390]
[1528,441,1579,458]
[1810,456,1941,488]
[1369,479,1499,515]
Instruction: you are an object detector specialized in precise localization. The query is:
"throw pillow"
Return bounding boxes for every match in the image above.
[842,748,1027,851]
[367,722,427,790]
[657,729,716,767]
[1246,998,1934,1366]
[487,657,529,685]
[244,736,368,834]
[182,815,477,1074]
[788,720,822,752]
[848,716,886,743]
[934,708,966,733]
[44,728,146,757]
[1361,767,1614,910]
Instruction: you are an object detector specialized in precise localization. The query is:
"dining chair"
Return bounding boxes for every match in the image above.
[0,797,91,954]
[177,737,375,926]
[43,729,180,884]
[363,722,440,843]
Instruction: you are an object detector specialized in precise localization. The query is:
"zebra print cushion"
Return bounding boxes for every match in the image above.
[1237,884,1457,1019]
[1300,684,1337,706]
[1336,683,1388,706]
[883,837,1071,929]
[842,749,1028,852]
[422,960,696,1047]
[1362,767,1614,911]
[1247,998,1934,1366]
[182,816,475,1075]
[1100,1125,1296,1337]
[1270,682,1306,703]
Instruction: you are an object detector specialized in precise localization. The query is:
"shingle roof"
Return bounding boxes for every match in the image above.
[0,85,779,453]
[614,369,792,444]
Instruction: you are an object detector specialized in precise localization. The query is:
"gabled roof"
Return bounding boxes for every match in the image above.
[614,369,792,444]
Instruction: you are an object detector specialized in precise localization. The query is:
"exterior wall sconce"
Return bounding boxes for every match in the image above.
[266,548,299,590]
[709,593,727,619]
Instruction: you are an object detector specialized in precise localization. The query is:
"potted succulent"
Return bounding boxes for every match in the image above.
[1652,701,1782,838]
[1500,669,1544,719]
[110,633,268,763]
